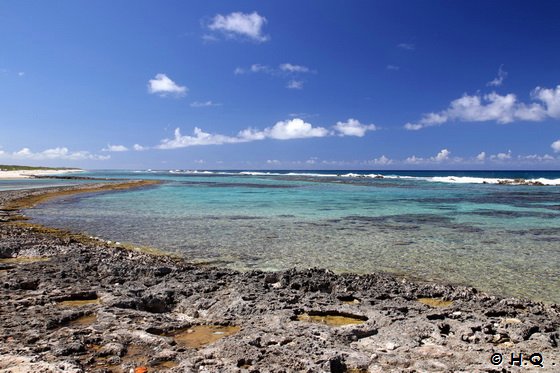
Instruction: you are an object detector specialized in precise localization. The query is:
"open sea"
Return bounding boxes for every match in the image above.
[7,170,560,303]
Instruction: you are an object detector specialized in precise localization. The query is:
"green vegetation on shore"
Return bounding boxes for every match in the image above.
[0,165,79,171]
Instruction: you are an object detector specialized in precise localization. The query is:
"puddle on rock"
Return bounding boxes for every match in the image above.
[122,344,149,368]
[296,311,367,326]
[0,257,50,264]
[417,298,453,308]
[153,360,179,369]
[501,317,522,325]
[58,298,101,307]
[166,325,240,348]
[68,314,97,327]
[57,294,101,307]
[87,344,151,373]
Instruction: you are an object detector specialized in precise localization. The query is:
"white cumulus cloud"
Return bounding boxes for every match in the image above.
[286,80,303,90]
[404,123,424,131]
[208,12,268,42]
[448,93,518,123]
[405,85,560,130]
[405,149,454,164]
[155,118,336,150]
[133,144,147,151]
[250,64,271,73]
[190,100,221,108]
[157,128,243,149]
[487,65,507,87]
[533,85,560,118]
[372,155,392,165]
[476,151,486,161]
[490,151,512,161]
[333,118,377,137]
[551,140,560,153]
[405,155,424,164]
[262,118,329,140]
[234,64,273,75]
[432,149,450,162]
[237,119,329,141]
[517,154,555,162]
[235,63,314,89]
[279,63,310,73]
[102,144,128,152]
[148,74,187,97]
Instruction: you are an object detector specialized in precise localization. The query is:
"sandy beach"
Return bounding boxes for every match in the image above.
[0,182,559,372]
[0,169,84,179]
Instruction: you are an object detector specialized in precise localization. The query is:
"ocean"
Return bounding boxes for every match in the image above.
[11,169,560,303]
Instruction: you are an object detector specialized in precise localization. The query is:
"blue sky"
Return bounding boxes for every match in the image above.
[1,0,560,169]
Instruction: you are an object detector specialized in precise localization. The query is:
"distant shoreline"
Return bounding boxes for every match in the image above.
[0,169,84,179]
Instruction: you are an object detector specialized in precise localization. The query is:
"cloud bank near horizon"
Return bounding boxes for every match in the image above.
[0,147,110,161]
[156,118,377,149]
[405,85,560,130]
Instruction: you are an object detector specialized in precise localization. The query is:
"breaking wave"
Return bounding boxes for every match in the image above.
[135,170,560,186]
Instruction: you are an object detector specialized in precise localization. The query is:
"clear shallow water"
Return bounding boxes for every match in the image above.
[27,170,560,303]
[0,177,92,191]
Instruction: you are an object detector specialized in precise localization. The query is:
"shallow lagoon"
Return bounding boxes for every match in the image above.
[29,170,560,303]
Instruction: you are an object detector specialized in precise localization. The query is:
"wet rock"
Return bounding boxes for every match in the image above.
[52,342,85,356]
[9,279,40,290]
[97,342,126,357]
[154,266,172,277]
[53,290,98,302]
[141,294,175,313]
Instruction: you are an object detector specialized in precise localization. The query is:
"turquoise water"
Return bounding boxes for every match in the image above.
[24,170,560,303]
[0,177,92,191]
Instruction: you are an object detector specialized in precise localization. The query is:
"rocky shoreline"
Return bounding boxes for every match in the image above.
[1,183,559,372]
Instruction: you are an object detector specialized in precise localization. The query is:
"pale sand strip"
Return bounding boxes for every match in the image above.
[0,169,83,179]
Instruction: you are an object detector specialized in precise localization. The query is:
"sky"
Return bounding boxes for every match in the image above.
[1,0,560,170]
